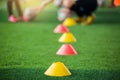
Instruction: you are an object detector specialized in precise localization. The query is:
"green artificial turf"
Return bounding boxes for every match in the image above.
[0,3,120,80]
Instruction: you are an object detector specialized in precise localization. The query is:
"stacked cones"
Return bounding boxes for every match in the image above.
[45,17,77,77]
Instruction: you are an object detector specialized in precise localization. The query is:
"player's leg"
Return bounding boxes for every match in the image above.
[14,0,26,21]
[82,0,97,25]
[74,11,85,23]
[14,0,22,16]
[70,0,87,23]
[7,0,17,22]
[7,0,13,16]
[82,13,95,25]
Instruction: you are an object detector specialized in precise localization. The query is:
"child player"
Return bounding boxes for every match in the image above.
[25,0,98,24]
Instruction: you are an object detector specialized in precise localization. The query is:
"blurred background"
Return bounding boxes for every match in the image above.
[0,0,119,22]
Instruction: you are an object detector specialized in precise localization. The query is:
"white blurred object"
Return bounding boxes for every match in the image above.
[97,0,105,7]
[58,11,67,21]
[54,0,62,7]
[58,8,71,21]
[23,8,37,21]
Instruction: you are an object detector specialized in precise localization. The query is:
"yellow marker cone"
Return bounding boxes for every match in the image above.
[59,32,76,43]
[44,62,71,77]
[63,17,76,27]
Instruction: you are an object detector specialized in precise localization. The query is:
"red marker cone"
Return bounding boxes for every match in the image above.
[56,44,77,55]
[54,24,69,33]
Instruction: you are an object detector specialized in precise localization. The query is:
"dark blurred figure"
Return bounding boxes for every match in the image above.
[71,0,98,24]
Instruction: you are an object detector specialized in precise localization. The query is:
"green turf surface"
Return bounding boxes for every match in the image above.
[0,4,120,80]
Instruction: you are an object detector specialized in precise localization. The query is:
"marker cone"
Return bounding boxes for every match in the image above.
[44,62,71,77]
[59,32,76,43]
[56,44,77,55]
[63,17,76,27]
[54,24,69,33]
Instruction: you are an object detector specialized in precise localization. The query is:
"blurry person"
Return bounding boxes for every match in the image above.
[23,0,63,21]
[7,0,26,23]
[24,0,98,24]
[69,0,98,24]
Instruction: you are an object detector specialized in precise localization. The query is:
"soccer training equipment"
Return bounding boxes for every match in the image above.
[23,8,37,21]
[58,8,71,21]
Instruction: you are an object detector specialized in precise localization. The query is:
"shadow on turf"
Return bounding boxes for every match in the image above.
[0,68,120,80]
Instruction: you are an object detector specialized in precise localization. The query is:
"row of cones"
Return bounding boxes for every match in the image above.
[44,17,77,77]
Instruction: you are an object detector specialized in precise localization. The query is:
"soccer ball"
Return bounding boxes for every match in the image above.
[58,8,71,21]
[23,8,37,21]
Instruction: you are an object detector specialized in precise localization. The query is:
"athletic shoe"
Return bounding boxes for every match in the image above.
[8,15,17,23]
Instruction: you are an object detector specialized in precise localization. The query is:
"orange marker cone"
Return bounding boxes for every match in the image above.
[54,24,69,33]
[63,17,76,27]
[44,62,71,77]
[58,32,76,43]
[114,0,120,6]
[56,44,77,55]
